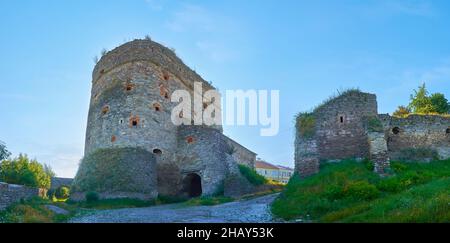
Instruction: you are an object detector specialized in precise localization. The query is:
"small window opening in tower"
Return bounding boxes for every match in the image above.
[392,127,400,135]
[340,116,344,123]
[120,119,123,124]
[162,70,170,81]
[203,103,208,110]
[101,105,110,115]
[446,127,450,134]
[153,103,161,112]
[100,69,105,74]
[129,116,140,127]
[179,111,184,118]
[125,82,134,91]
[153,148,162,155]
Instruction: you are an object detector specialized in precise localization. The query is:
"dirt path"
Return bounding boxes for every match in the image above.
[69,193,280,223]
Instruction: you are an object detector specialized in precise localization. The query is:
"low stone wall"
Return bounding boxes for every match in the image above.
[0,182,46,210]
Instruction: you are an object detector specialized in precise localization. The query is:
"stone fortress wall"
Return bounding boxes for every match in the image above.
[295,90,450,177]
[74,39,256,199]
[0,182,46,210]
[380,114,450,161]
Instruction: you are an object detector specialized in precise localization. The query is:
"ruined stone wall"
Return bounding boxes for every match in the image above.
[176,125,232,196]
[295,91,379,177]
[294,136,320,177]
[379,114,450,161]
[0,182,46,210]
[224,137,257,169]
[314,92,378,160]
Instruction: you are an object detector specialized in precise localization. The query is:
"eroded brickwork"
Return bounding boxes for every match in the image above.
[75,39,256,199]
[295,90,449,178]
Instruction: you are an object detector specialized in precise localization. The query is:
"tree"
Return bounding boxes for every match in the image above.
[0,154,52,189]
[430,93,450,114]
[393,106,411,118]
[0,140,11,161]
[408,83,434,114]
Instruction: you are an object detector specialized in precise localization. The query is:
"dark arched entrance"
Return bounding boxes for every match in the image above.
[182,173,202,198]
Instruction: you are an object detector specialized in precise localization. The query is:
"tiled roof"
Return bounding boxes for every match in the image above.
[255,160,280,170]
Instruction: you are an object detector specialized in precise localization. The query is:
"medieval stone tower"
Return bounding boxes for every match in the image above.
[72,39,257,200]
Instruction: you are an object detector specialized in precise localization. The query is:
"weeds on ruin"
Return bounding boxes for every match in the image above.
[295,112,316,138]
[271,159,450,222]
[238,164,267,186]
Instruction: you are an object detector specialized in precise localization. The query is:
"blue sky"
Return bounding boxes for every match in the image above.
[1,0,449,177]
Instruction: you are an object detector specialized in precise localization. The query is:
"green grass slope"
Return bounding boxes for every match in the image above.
[271,159,450,222]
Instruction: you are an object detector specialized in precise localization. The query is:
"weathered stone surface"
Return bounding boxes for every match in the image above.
[295,90,449,178]
[75,39,257,200]
[368,131,390,174]
[71,147,158,201]
[380,114,450,161]
[0,182,46,210]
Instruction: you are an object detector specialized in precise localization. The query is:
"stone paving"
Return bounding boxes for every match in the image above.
[69,193,280,223]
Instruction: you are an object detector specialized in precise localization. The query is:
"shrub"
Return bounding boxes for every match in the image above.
[0,140,11,161]
[344,181,380,200]
[238,164,267,186]
[376,178,404,193]
[363,159,374,171]
[366,117,383,132]
[0,154,53,189]
[85,191,99,202]
[324,185,345,200]
[55,186,70,199]
[391,162,407,173]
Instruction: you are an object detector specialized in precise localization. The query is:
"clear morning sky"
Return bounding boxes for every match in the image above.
[1,0,449,177]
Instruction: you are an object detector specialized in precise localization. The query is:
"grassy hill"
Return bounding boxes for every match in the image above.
[271,159,450,223]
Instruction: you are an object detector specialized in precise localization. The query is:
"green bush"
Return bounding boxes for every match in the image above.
[0,154,53,189]
[363,159,374,171]
[344,181,380,200]
[271,159,450,222]
[324,185,345,200]
[238,164,267,186]
[376,178,404,193]
[55,186,70,199]
[391,162,407,173]
[85,191,99,202]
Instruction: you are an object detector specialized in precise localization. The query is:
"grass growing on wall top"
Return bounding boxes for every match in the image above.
[271,159,450,222]
[295,112,316,138]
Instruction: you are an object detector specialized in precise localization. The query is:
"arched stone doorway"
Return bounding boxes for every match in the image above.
[182,173,202,198]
